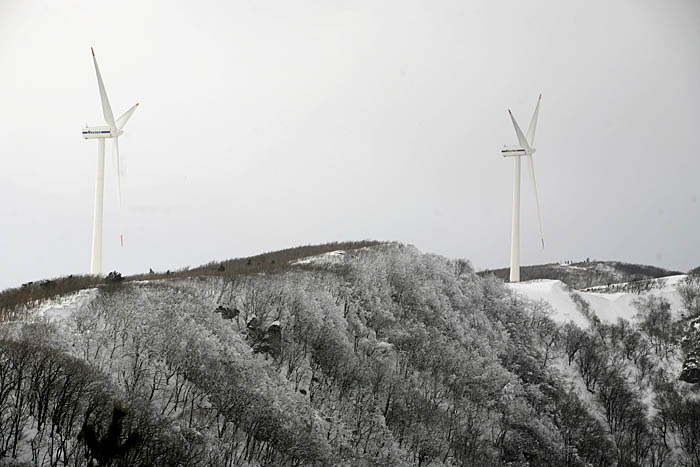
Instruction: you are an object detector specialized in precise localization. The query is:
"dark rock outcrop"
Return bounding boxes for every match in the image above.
[265,321,281,358]
[246,318,282,359]
[247,315,260,330]
[214,306,239,320]
[680,351,700,384]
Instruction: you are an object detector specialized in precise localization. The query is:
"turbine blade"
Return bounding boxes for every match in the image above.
[112,137,124,247]
[526,154,545,249]
[526,94,541,147]
[509,109,531,152]
[116,103,139,130]
[91,48,116,131]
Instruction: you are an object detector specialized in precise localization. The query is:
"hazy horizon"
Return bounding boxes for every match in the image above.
[1,0,699,290]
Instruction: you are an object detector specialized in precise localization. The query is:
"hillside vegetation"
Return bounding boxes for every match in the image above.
[0,241,381,322]
[480,260,683,289]
[0,243,698,466]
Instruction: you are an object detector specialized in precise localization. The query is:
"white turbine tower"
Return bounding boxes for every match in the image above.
[82,48,138,275]
[501,95,544,282]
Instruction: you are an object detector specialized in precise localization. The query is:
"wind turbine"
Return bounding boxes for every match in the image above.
[501,95,544,282]
[82,48,138,275]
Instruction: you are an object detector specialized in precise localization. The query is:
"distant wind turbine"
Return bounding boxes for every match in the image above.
[501,95,544,282]
[82,48,138,275]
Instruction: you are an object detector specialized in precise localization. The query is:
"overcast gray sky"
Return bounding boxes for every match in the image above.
[1,0,699,290]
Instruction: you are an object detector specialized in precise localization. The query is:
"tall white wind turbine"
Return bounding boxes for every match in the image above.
[82,48,138,275]
[501,95,544,282]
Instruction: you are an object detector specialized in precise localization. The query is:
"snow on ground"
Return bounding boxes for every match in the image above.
[508,280,590,327]
[291,250,347,266]
[558,263,587,271]
[508,275,687,326]
[552,356,607,419]
[33,288,97,324]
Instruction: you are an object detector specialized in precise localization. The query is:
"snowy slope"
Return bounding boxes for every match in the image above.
[509,280,590,327]
[508,275,687,326]
[34,288,97,323]
[512,275,692,462]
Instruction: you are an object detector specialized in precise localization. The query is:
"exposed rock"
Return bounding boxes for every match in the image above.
[247,315,260,330]
[214,306,239,320]
[680,351,700,384]
[246,319,282,359]
[265,321,281,358]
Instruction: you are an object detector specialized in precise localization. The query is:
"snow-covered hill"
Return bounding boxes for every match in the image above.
[0,245,698,467]
[482,260,684,289]
[508,275,687,326]
[508,274,700,466]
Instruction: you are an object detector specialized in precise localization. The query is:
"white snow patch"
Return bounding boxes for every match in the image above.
[559,264,587,271]
[33,288,97,324]
[508,280,590,327]
[292,250,346,266]
[579,275,686,324]
[508,275,687,326]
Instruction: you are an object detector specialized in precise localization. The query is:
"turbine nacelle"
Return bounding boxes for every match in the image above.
[80,103,138,139]
[81,126,123,139]
[501,145,528,157]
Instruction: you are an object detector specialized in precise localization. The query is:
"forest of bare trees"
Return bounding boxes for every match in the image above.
[0,243,698,466]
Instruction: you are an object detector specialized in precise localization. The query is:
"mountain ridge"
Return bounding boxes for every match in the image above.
[479,260,684,289]
[1,243,699,466]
